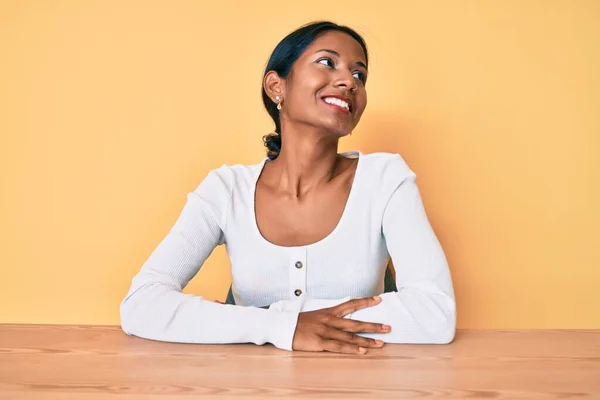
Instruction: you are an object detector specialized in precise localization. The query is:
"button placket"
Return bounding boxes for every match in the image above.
[289,248,307,299]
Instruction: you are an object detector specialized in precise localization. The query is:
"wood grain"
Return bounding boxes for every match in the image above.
[0,325,598,399]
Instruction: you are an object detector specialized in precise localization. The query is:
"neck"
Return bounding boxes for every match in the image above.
[267,124,343,198]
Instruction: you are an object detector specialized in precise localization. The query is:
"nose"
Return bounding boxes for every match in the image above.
[334,69,357,92]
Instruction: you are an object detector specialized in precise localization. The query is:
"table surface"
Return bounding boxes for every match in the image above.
[0,325,599,399]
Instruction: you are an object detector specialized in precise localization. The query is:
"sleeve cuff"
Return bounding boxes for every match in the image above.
[263,309,300,351]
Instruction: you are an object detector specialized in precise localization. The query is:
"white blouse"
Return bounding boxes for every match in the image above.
[120,150,456,350]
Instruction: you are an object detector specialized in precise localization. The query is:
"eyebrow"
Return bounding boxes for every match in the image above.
[314,49,368,69]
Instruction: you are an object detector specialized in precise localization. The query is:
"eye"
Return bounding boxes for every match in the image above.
[352,71,366,83]
[317,57,335,68]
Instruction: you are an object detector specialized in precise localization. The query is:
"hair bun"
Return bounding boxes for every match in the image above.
[263,132,281,160]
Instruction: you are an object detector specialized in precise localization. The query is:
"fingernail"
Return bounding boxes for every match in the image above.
[373,296,382,301]
[358,347,367,354]
[382,324,391,330]
[375,340,384,346]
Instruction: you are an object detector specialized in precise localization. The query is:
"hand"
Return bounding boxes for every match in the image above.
[292,296,391,354]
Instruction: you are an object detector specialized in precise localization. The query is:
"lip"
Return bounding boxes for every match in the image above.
[321,94,353,114]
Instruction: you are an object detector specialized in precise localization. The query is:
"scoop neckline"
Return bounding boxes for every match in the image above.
[250,150,363,250]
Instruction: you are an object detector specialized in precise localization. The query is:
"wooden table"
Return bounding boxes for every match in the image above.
[0,325,598,399]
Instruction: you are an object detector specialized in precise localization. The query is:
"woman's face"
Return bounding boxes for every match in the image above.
[282,30,368,137]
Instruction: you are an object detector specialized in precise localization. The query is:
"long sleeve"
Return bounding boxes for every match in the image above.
[269,171,456,344]
[120,168,299,350]
[354,172,456,343]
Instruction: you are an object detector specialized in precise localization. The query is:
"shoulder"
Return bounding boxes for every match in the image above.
[359,151,416,188]
[192,158,266,196]
[357,152,420,213]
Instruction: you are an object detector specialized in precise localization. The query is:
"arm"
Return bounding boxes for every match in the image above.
[269,172,456,344]
[353,172,456,343]
[120,169,299,350]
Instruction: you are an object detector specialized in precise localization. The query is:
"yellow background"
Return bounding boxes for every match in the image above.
[1,0,598,328]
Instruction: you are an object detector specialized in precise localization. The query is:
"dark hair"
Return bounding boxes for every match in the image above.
[261,21,369,160]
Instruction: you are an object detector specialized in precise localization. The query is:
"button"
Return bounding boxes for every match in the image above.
[294,289,302,296]
[295,261,303,269]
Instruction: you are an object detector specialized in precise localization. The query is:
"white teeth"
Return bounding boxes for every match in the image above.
[323,97,350,111]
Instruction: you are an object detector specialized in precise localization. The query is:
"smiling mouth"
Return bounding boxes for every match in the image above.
[322,97,352,114]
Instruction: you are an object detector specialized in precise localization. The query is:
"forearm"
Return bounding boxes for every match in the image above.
[349,289,455,344]
[267,288,455,344]
[120,282,299,350]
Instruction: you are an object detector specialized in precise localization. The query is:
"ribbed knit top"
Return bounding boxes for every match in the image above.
[120,151,456,350]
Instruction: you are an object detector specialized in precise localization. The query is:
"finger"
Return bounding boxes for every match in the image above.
[321,339,368,355]
[324,328,384,348]
[333,296,382,317]
[328,317,391,334]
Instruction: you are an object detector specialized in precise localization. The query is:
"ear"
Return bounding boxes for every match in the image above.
[263,70,285,103]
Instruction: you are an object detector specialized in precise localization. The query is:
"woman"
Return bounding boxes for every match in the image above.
[120,21,456,354]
